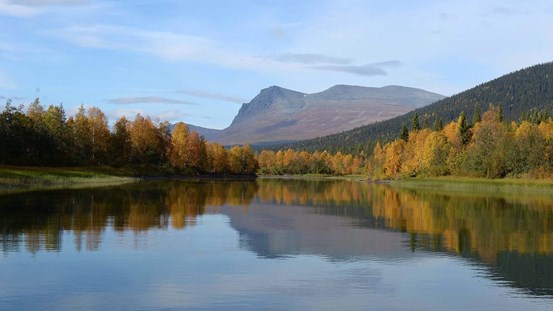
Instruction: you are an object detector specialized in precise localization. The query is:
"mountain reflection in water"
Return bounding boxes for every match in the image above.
[1,178,553,299]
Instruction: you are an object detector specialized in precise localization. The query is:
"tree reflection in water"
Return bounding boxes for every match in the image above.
[1,178,553,296]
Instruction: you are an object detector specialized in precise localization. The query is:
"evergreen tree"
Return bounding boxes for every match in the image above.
[433,115,443,131]
[422,114,430,128]
[400,125,409,141]
[473,104,481,124]
[411,113,421,131]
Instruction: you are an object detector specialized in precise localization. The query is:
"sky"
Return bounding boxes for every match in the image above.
[1,0,552,129]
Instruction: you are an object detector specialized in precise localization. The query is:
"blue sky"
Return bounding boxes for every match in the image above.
[1,0,552,129]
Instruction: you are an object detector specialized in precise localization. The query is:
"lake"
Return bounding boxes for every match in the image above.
[1,179,552,310]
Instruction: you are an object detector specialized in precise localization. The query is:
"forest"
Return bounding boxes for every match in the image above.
[368,105,553,179]
[275,62,553,155]
[0,99,257,175]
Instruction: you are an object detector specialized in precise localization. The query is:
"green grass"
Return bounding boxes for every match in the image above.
[391,176,553,196]
[0,166,139,194]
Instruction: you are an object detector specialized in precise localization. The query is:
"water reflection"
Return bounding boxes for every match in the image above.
[1,178,553,297]
[0,181,256,253]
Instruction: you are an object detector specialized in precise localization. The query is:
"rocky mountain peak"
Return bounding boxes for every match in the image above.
[231,86,306,125]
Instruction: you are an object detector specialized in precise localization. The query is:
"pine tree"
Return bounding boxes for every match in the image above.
[400,124,409,141]
[411,113,421,131]
[433,115,443,131]
[473,105,481,124]
[422,114,430,128]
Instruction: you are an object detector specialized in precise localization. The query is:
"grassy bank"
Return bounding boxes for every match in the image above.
[0,166,139,194]
[0,166,259,194]
[390,176,553,196]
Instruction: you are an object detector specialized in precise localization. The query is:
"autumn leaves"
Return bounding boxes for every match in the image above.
[369,106,553,179]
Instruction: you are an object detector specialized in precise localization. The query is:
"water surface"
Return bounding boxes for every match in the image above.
[1,179,552,310]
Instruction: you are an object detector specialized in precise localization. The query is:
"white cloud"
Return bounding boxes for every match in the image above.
[311,60,401,76]
[107,96,195,105]
[47,24,308,74]
[13,0,88,6]
[271,53,351,65]
[0,0,91,17]
[106,108,189,124]
[106,108,144,122]
[0,0,38,17]
[177,89,247,104]
[156,110,189,122]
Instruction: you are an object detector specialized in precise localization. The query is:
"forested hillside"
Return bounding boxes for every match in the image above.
[274,62,553,154]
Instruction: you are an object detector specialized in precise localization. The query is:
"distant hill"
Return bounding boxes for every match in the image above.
[273,62,553,154]
[187,124,221,141]
[189,85,444,145]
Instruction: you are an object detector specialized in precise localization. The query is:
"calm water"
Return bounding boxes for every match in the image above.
[1,179,553,310]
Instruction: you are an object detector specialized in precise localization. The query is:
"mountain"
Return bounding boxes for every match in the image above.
[191,85,444,145]
[187,124,221,141]
[274,62,553,154]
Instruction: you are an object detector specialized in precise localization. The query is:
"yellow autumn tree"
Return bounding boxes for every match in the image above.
[206,142,229,174]
[401,129,431,176]
[369,142,386,179]
[383,139,405,179]
[129,114,166,165]
[87,107,110,164]
[421,131,449,175]
[538,119,553,173]
[169,122,189,169]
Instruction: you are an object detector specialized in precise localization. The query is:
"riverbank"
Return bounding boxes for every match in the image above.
[390,176,553,196]
[0,166,139,194]
[0,166,260,194]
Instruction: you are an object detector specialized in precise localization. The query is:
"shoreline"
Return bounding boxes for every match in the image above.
[4,165,553,196]
[0,166,257,195]
[389,176,553,196]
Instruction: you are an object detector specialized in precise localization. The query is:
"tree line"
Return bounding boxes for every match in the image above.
[257,149,366,175]
[0,99,257,175]
[369,105,553,179]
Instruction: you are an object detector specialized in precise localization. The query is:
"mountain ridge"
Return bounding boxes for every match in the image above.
[187,84,445,145]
